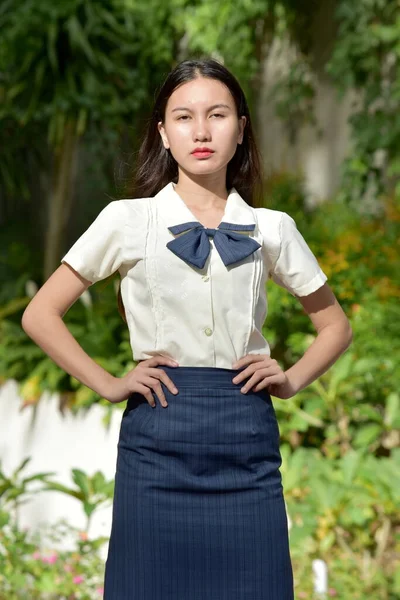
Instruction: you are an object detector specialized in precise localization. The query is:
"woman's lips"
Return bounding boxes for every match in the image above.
[191,151,214,158]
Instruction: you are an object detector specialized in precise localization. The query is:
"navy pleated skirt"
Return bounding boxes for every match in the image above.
[104,366,294,599]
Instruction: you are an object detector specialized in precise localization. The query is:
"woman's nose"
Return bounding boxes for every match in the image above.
[193,120,211,141]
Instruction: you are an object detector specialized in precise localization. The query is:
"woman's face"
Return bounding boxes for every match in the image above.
[158,77,246,180]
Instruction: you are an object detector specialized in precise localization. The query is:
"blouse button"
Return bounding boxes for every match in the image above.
[202,275,210,282]
[204,327,213,336]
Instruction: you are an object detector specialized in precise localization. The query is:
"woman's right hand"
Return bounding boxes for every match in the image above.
[104,355,179,407]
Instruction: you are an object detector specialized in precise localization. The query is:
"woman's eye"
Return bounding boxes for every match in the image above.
[177,114,225,121]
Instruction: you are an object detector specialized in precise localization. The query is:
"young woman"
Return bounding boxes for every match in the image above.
[22,58,353,599]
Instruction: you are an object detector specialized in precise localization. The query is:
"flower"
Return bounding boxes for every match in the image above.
[41,553,58,564]
[73,575,84,584]
[47,553,58,564]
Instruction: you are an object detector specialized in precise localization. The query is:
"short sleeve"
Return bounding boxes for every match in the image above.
[270,212,328,297]
[61,200,127,284]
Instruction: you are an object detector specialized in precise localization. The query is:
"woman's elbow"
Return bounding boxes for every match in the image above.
[21,304,45,335]
[21,306,36,334]
[341,318,354,349]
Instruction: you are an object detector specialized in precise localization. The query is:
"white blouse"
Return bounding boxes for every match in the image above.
[61,181,328,368]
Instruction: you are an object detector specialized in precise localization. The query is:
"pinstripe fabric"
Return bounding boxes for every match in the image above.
[104,366,294,599]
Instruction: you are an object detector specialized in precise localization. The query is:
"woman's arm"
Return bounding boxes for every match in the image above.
[232,283,353,398]
[284,283,353,394]
[21,263,117,399]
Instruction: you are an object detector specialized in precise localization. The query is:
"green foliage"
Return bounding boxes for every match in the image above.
[264,172,399,461]
[268,55,318,142]
[0,279,133,426]
[0,457,114,598]
[178,0,271,93]
[261,2,321,142]
[326,0,400,205]
[283,445,400,598]
[0,0,146,139]
[41,468,115,524]
[0,457,115,531]
[0,517,106,599]
[0,0,182,201]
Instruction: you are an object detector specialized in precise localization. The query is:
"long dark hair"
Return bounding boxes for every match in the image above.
[117,57,265,322]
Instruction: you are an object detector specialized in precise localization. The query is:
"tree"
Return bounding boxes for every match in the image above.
[0,0,176,277]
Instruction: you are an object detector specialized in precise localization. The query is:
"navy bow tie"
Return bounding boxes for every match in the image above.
[166,221,261,269]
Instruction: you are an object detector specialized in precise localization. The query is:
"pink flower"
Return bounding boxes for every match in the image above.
[41,553,58,564]
[298,593,308,599]
[328,589,338,597]
[96,586,104,595]
[64,564,73,572]
[47,553,58,564]
[73,575,84,584]
[32,551,41,560]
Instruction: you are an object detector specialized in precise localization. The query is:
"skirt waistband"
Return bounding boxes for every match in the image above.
[156,365,246,389]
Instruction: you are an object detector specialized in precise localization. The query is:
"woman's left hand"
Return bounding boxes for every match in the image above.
[232,354,297,399]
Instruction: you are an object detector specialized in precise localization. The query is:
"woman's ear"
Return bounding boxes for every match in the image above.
[158,121,170,149]
[238,116,247,145]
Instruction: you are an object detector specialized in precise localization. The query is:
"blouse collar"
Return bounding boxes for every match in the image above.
[154,181,256,228]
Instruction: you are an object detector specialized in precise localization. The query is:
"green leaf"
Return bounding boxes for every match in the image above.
[0,509,10,527]
[329,352,354,389]
[65,15,96,65]
[340,450,362,486]
[13,457,31,476]
[36,572,56,593]
[384,392,400,427]
[47,21,58,71]
[83,500,96,517]
[356,404,382,423]
[342,503,374,526]
[353,424,382,447]
[72,469,90,497]
[320,530,335,552]
[370,24,400,43]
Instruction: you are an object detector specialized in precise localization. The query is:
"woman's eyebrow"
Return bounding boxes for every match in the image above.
[171,103,232,113]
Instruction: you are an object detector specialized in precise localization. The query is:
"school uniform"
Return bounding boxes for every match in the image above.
[61,181,327,599]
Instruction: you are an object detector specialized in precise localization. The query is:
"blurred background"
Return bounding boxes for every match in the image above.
[0,0,399,598]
